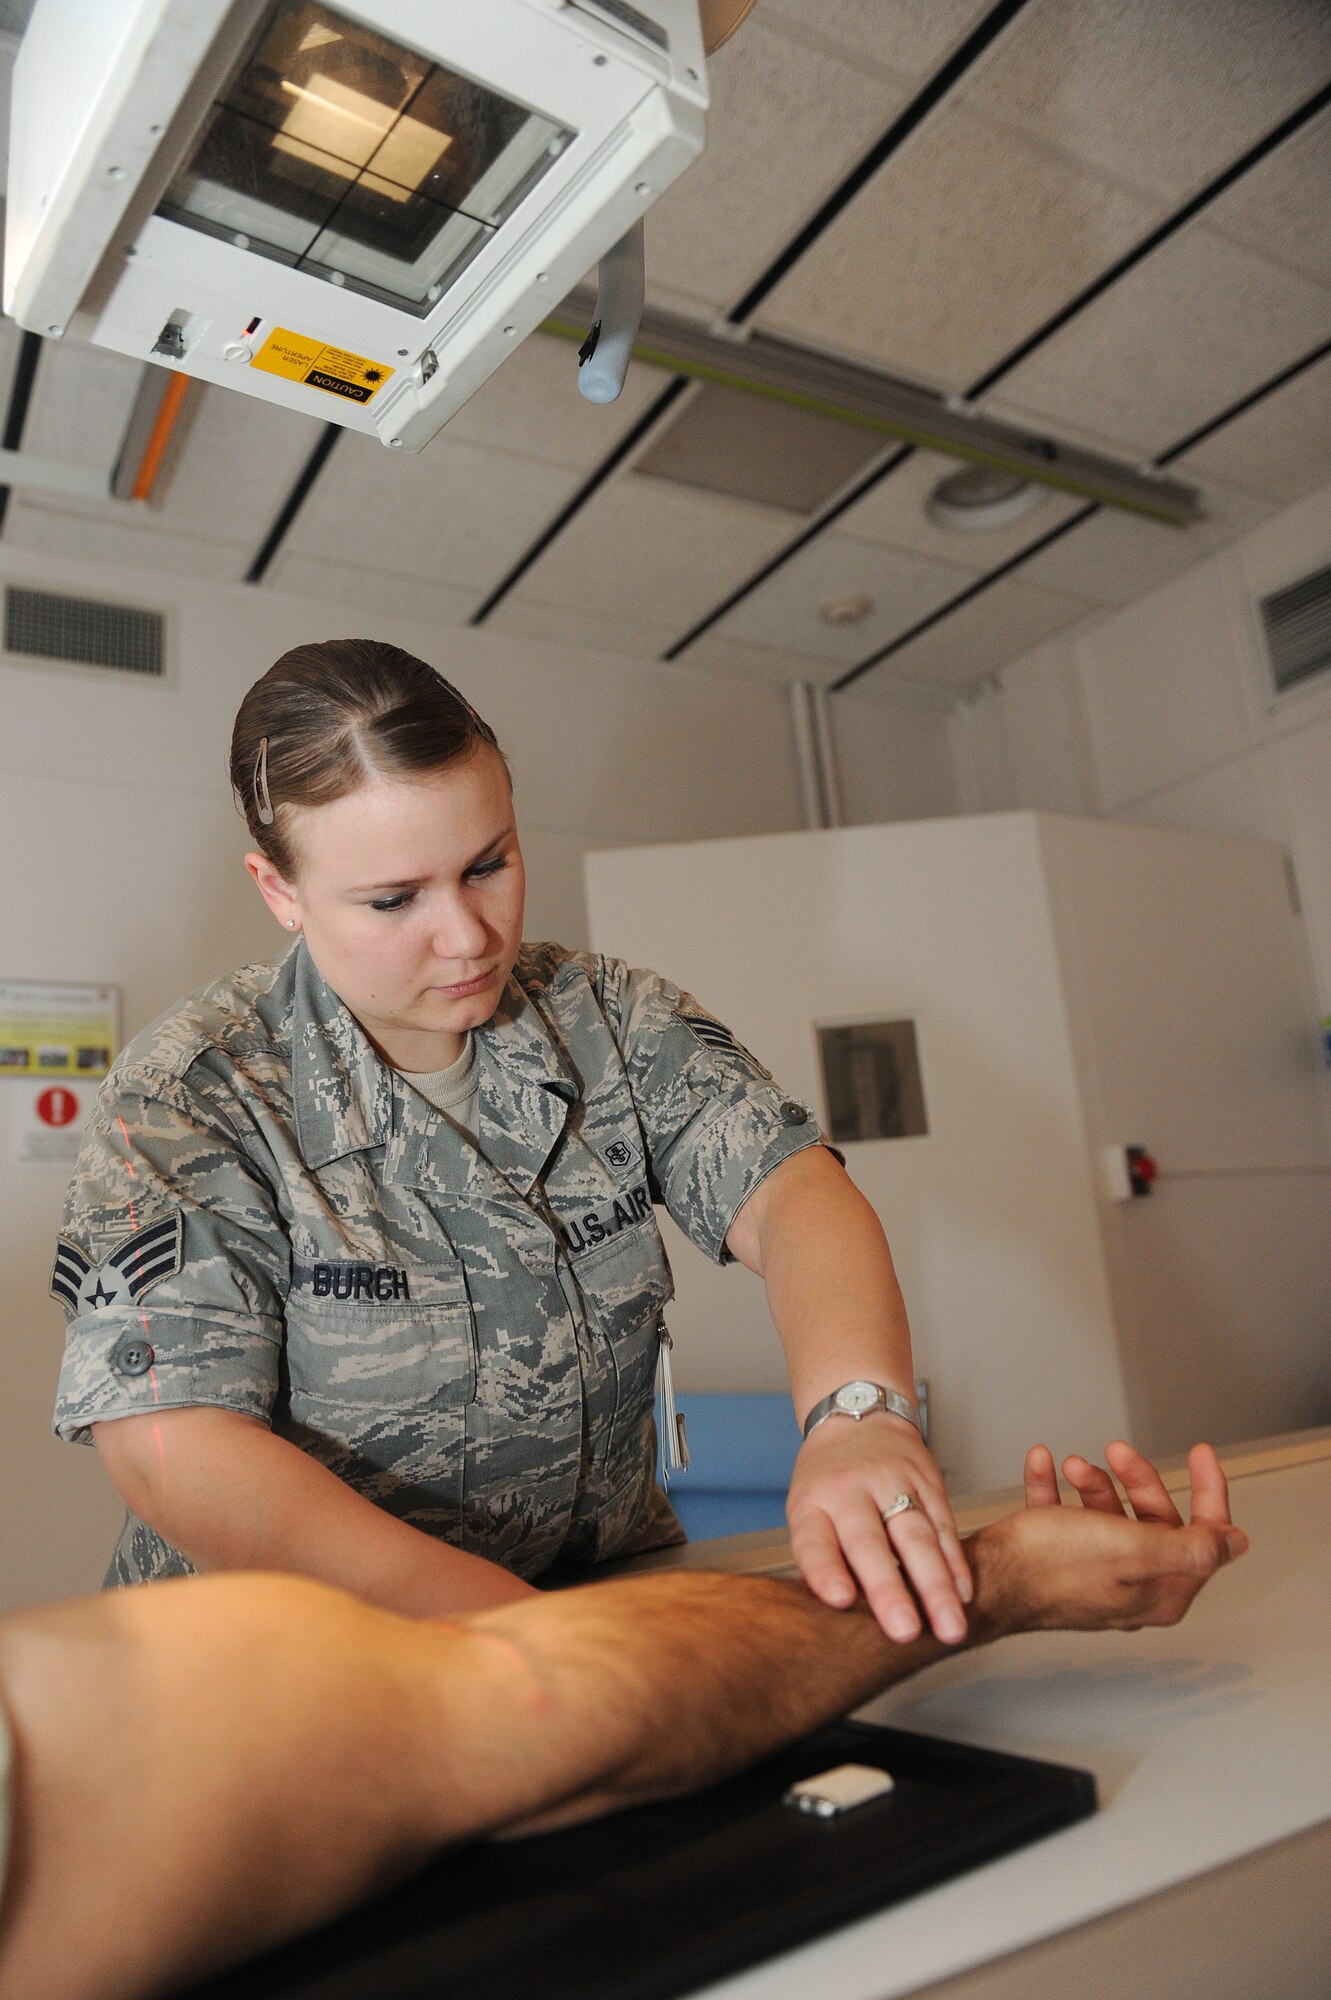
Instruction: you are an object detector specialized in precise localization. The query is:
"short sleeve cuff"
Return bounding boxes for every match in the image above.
[663,1092,827,1264]
[52,1308,280,1444]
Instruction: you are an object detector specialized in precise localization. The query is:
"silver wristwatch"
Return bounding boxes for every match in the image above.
[803,1379,921,1438]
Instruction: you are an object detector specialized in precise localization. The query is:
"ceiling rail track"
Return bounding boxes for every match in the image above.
[666,73,1331,667]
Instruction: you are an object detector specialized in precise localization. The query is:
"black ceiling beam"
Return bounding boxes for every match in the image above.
[1156,331,1331,467]
[965,75,1331,399]
[468,376,689,625]
[661,445,915,661]
[467,0,1035,628]
[667,73,1331,669]
[829,331,1331,694]
[244,424,340,585]
[0,330,46,536]
[723,0,1033,326]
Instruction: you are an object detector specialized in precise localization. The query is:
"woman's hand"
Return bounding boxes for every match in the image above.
[786,1413,973,1645]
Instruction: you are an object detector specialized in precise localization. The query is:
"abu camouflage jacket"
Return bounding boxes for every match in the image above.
[51,938,822,1586]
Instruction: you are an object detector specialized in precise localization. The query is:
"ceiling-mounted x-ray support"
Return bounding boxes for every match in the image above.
[578,220,645,404]
[544,296,1204,526]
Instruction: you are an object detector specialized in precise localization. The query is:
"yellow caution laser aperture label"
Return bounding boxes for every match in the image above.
[252,328,394,405]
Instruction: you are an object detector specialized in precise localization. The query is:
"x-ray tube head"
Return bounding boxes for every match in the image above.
[5,0,707,450]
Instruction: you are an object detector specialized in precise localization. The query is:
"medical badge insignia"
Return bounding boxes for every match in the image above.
[49,1211,183,1316]
[603,1137,641,1171]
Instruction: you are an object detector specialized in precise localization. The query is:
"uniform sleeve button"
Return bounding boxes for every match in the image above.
[780,1101,810,1125]
[111,1334,155,1377]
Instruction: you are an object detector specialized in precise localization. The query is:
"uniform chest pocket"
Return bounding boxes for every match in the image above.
[566,1208,674,1345]
[283,1259,477,1412]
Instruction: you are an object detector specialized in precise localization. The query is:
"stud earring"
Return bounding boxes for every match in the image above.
[286,919,297,930]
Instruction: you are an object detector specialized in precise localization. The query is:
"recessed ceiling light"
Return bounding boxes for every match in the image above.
[926,463,1048,532]
[819,594,874,627]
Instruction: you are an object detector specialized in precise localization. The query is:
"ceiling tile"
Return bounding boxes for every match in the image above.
[643,16,915,319]
[281,431,581,591]
[2,496,248,580]
[0,375,321,571]
[1174,351,1331,504]
[757,103,1164,390]
[995,225,1331,457]
[266,555,479,629]
[635,381,886,513]
[840,445,1090,565]
[761,0,996,80]
[716,528,976,662]
[973,391,1160,463]
[501,473,797,627]
[442,328,672,472]
[21,339,145,472]
[956,0,1331,206]
[153,382,324,542]
[1205,107,1331,290]
[485,598,677,660]
[856,573,1093,690]
[682,632,845,688]
[1016,476,1276,606]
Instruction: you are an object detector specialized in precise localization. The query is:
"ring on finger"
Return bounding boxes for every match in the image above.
[880,1493,920,1523]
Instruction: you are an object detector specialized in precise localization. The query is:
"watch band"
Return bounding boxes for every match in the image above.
[803,1380,921,1438]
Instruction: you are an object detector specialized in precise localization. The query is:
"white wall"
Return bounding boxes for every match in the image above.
[952,480,1331,1010]
[0,543,810,1609]
[586,816,1133,1493]
[829,687,960,828]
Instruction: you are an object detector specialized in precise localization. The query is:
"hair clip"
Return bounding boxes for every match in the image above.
[253,737,275,826]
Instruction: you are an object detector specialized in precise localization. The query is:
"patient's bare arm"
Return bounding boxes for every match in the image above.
[0,1446,1245,2000]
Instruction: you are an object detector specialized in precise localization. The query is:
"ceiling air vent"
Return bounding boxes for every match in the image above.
[3,585,168,680]
[1257,562,1331,698]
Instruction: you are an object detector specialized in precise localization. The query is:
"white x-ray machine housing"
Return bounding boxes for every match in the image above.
[4,0,706,448]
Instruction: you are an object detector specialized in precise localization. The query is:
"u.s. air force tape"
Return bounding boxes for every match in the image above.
[50,1211,183,1316]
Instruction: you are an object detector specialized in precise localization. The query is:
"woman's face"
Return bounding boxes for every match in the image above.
[247,746,525,1072]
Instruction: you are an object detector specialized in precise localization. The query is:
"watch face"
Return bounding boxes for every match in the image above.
[835,1382,881,1415]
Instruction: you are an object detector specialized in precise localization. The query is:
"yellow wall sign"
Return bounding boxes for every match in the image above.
[0,980,119,1079]
[252,328,395,405]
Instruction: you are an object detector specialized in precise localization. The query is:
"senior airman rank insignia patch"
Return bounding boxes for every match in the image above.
[677,1010,771,1078]
[49,1212,183,1316]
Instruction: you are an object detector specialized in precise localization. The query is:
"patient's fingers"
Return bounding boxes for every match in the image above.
[1185,1442,1235,1530]
[1104,1440,1184,1527]
[1023,1444,1061,1509]
[1061,1454,1127,1516]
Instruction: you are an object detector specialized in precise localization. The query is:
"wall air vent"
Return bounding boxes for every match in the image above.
[3,585,169,680]
[1257,561,1331,698]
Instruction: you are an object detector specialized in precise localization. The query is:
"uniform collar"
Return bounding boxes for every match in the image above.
[290,939,394,1170]
[291,941,579,1195]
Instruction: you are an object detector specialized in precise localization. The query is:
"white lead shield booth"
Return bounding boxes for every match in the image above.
[3,0,707,448]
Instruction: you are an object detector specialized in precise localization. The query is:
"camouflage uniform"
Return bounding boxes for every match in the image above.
[51,939,823,1587]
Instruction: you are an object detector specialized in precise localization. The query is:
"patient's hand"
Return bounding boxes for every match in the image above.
[977,1441,1248,1637]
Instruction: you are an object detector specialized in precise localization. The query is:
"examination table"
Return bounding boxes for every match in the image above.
[176,1430,1330,2000]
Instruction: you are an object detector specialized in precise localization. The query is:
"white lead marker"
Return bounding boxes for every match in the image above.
[783,1764,896,1819]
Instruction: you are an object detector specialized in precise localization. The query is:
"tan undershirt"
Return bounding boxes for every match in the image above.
[400,1032,480,1142]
